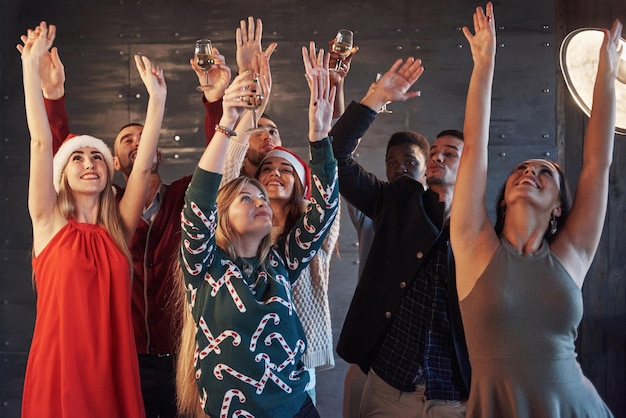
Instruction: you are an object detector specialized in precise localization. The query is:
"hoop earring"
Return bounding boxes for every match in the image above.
[550,215,558,235]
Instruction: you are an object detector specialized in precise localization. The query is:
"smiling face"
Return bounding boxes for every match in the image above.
[504,159,562,212]
[246,117,282,168]
[64,146,109,194]
[426,135,464,188]
[113,124,143,177]
[227,183,273,239]
[256,157,297,202]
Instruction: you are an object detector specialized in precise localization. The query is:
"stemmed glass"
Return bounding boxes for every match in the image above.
[330,29,354,71]
[376,73,392,113]
[244,73,265,134]
[194,39,215,91]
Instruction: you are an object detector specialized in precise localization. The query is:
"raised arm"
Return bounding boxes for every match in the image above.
[192,47,231,143]
[118,55,166,241]
[450,2,498,300]
[217,51,274,188]
[21,22,60,238]
[305,47,336,143]
[328,39,359,118]
[328,54,423,217]
[359,56,423,113]
[18,31,70,153]
[197,73,257,173]
[233,17,277,136]
[552,19,623,285]
[276,46,339,281]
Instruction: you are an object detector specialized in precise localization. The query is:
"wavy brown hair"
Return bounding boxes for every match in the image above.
[255,161,306,243]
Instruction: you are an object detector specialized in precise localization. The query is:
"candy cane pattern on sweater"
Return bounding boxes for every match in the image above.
[294,228,312,250]
[214,352,292,395]
[197,316,241,358]
[255,273,294,314]
[181,144,339,416]
[219,389,252,418]
[283,235,299,271]
[309,206,339,244]
[199,386,208,410]
[250,313,280,351]
[264,332,306,372]
[181,210,205,240]
[186,283,197,308]
[312,170,339,208]
[205,259,246,312]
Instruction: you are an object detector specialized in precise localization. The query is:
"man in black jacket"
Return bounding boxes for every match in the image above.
[330,58,469,417]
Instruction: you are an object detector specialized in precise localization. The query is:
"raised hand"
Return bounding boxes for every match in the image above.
[598,19,624,81]
[360,57,424,112]
[222,72,260,125]
[303,45,335,142]
[462,2,496,66]
[17,25,65,99]
[134,55,166,99]
[236,16,277,74]
[328,38,359,81]
[302,41,329,81]
[249,51,272,103]
[39,47,65,99]
[19,22,56,66]
[190,47,231,102]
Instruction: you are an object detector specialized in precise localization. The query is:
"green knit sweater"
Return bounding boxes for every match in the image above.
[180,141,338,418]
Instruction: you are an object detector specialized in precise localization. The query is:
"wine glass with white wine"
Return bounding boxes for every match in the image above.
[244,73,266,134]
[376,72,392,113]
[194,39,215,91]
[330,29,354,72]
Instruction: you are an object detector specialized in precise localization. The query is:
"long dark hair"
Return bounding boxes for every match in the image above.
[494,160,572,242]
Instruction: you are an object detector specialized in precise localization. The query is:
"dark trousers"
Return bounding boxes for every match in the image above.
[293,396,320,418]
[138,354,177,418]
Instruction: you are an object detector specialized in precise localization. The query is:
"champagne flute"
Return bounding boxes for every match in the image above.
[194,39,215,91]
[331,29,354,71]
[376,73,392,114]
[244,73,265,134]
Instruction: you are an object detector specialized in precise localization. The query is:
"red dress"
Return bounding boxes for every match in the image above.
[22,219,145,418]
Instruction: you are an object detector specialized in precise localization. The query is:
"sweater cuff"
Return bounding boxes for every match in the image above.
[309,138,335,165]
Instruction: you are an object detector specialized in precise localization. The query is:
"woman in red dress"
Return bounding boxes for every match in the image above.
[19,21,166,418]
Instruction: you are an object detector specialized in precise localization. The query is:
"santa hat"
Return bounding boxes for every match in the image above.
[52,134,115,193]
[259,146,311,200]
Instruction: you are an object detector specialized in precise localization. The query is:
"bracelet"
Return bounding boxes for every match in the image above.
[215,124,237,137]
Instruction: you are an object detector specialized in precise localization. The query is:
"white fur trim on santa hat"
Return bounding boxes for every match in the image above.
[52,135,114,194]
[261,148,307,190]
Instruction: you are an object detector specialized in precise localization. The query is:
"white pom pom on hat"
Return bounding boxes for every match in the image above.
[52,134,115,193]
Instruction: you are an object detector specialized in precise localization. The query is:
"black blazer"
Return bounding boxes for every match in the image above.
[330,102,471,393]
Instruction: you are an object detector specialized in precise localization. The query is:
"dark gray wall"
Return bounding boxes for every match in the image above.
[0,0,624,416]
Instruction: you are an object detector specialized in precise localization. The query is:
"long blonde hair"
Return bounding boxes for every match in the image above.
[216,176,273,261]
[174,282,206,418]
[175,176,273,417]
[57,169,130,261]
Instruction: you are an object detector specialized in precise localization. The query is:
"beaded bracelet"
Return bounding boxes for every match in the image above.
[214,124,237,137]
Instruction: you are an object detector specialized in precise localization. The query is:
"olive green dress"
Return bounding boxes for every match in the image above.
[459,238,613,418]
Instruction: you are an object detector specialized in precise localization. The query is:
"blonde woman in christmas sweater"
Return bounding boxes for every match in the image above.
[176,54,338,418]
[211,40,342,402]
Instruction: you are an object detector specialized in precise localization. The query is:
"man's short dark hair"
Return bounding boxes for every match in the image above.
[386,131,430,162]
[435,129,464,141]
